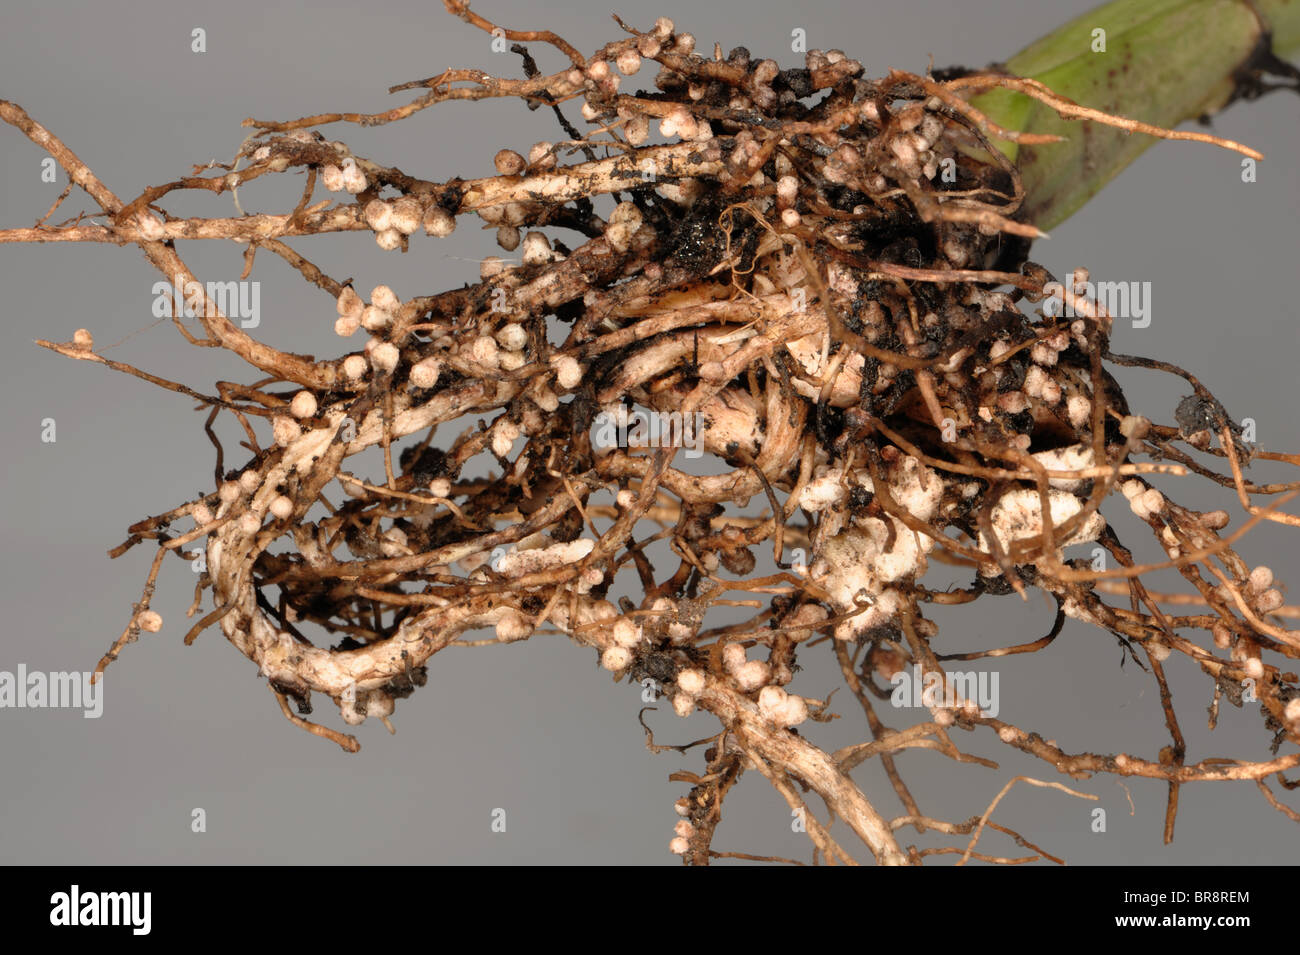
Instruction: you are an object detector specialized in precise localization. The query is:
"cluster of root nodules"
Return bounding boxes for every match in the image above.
[54,10,1299,863]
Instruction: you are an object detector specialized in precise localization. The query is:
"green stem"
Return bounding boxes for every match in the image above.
[972,0,1300,230]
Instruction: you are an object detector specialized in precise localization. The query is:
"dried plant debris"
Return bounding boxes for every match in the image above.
[4,2,1298,865]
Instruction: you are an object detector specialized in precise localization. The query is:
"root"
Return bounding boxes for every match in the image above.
[4,4,1298,864]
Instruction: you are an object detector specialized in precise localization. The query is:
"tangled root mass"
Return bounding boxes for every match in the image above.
[17,5,1299,863]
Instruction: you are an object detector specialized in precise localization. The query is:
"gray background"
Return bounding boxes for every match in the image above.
[1,0,1296,865]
